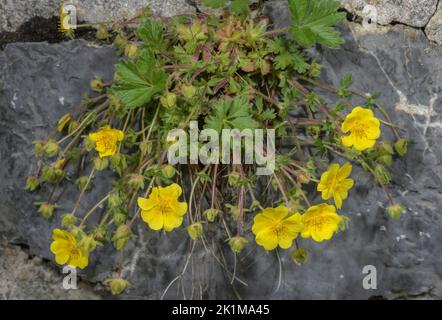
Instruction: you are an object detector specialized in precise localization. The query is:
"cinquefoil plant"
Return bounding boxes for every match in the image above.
[28,0,408,296]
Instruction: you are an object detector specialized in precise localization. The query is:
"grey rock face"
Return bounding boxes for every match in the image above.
[0,242,101,299]
[426,2,442,44]
[1,10,442,299]
[340,0,439,27]
[0,0,195,33]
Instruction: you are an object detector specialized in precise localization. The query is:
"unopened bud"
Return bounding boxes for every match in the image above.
[394,139,409,157]
[387,204,405,220]
[160,92,177,108]
[292,248,308,265]
[37,202,56,219]
[186,222,203,240]
[113,224,132,251]
[161,165,176,179]
[61,213,77,227]
[204,208,220,222]
[105,278,128,295]
[90,78,104,92]
[229,236,248,253]
[25,176,40,191]
[181,84,196,98]
[44,139,60,157]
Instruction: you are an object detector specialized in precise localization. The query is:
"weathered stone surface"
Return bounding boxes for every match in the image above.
[340,0,439,27]
[0,242,101,299]
[426,2,442,44]
[0,0,195,33]
[1,6,442,299]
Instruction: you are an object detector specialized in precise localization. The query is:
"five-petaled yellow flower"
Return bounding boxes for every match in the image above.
[301,204,343,242]
[252,205,302,251]
[137,184,188,232]
[89,126,124,158]
[50,229,89,269]
[341,107,381,151]
[317,162,354,209]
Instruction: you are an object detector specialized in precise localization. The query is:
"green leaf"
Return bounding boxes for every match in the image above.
[268,38,309,73]
[204,97,260,132]
[136,18,167,53]
[202,0,228,9]
[112,53,167,108]
[288,0,346,48]
[231,0,249,15]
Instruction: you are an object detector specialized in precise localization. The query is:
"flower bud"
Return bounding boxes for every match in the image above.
[68,120,79,134]
[114,34,127,52]
[204,208,220,222]
[387,204,405,220]
[75,176,91,192]
[181,84,197,99]
[37,202,56,219]
[186,222,203,240]
[25,176,40,191]
[105,278,128,295]
[128,174,145,190]
[292,248,308,266]
[378,140,394,156]
[108,191,123,208]
[94,156,109,171]
[96,25,109,40]
[90,78,104,92]
[93,225,107,242]
[160,92,177,108]
[139,140,150,155]
[161,165,176,179]
[124,43,139,59]
[33,140,45,156]
[227,205,240,221]
[113,209,128,225]
[377,154,392,166]
[84,136,96,152]
[112,224,132,251]
[56,113,72,132]
[78,234,97,255]
[250,200,261,211]
[111,153,127,176]
[228,171,241,186]
[296,172,310,184]
[229,236,248,253]
[374,164,391,184]
[61,213,77,227]
[394,139,409,157]
[44,139,60,157]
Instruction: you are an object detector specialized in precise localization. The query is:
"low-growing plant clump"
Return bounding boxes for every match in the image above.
[27,0,408,296]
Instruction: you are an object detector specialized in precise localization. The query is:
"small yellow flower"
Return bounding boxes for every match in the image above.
[50,229,89,269]
[88,126,124,158]
[317,162,354,209]
[137,184,188,232]
[341,107,381,151]
[301,204,343,242]
[252,205,302,251]
[58,6,75,37]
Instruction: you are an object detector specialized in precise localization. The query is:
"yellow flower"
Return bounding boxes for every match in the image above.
[317,162,354,209]
[88,126,124,158]
[341,107,381,151]
[50,229,89,269]
[58,6,75,37]
[252,205,302,251]
[301,204,343,242]
[137,184,188,232]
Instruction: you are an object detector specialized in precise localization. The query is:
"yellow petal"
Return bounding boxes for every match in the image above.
[137,197,154,211]
[141,209,164,230]
[338,162,352,179]
[163,212,184,232]
[255,228,278,251]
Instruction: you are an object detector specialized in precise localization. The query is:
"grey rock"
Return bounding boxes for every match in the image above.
[0,0,195,33]
[1,10,442,299]
[340,0,439,27]
[0,242,101,299]
[426,2,442,44]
